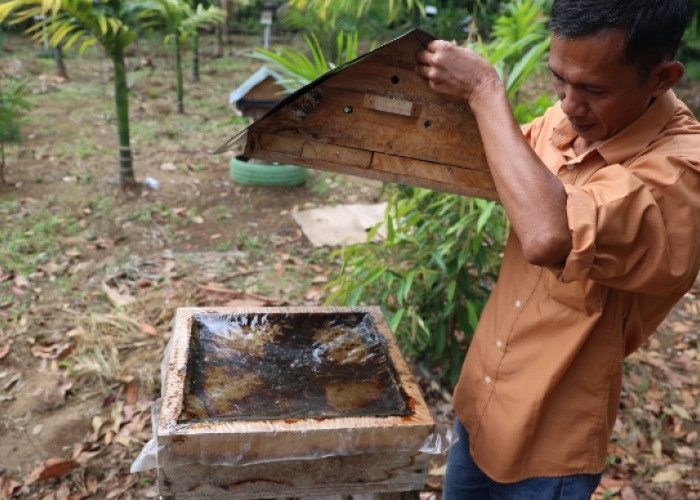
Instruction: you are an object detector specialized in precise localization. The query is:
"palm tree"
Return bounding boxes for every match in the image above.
[283,0,425,61]
[0,0,140,189]
[137,0,224,113]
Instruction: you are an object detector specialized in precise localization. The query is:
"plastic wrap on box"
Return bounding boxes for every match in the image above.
[131,307,456,497]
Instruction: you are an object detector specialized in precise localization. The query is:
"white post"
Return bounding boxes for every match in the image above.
[261,6,273,50]
[264,23,271,49]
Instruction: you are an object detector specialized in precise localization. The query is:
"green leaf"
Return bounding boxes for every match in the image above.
[388,308,405,331]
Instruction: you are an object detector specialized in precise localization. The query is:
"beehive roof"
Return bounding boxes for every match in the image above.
[216,29,496,200]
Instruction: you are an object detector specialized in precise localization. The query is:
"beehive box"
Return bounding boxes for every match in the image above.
[215,29,497,201]
[156,306,436,499]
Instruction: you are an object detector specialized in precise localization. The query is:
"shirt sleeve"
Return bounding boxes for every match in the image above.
[560,153,700,295]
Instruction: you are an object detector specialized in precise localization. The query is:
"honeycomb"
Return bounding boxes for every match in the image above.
[180,312,411,422]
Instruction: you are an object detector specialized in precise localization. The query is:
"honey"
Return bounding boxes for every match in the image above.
[181,312,411,422]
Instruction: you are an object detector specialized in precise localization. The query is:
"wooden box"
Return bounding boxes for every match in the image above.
[156,306,437,498]
[215,29,497,201]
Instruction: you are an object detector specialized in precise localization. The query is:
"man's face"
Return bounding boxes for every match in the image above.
[548,28,659,149]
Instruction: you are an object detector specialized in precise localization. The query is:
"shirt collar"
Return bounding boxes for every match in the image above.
[550,90,677,165]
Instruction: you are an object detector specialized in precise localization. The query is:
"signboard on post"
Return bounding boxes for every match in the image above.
[260,10,273,25]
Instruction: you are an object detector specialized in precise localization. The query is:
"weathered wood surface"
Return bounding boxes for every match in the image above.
[157,307,436,499]
[216,29,497,201]
[159,452,431,499]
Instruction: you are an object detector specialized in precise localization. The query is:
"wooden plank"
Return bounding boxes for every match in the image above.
[301,141,373,169]
[244,136,498,201]
[161,452,431,498]
[250,131,303,156]
[363,94,420,117]
[372,153,498,200]
[251,132,372,169]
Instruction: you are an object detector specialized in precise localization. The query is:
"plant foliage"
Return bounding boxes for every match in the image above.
[282,0,425,62]
[137,0,224,112]
[0,0,140,187]
[0,78,30,182]
[254,31,359,89]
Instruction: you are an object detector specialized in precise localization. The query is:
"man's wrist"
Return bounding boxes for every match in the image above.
[468,77,506,112]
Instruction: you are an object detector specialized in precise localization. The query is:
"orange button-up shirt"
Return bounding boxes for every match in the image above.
[453,90,700,482]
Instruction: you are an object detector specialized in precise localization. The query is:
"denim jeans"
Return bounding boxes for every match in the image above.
[444,419,603,500]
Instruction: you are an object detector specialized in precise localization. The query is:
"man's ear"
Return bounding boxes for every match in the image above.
[649,60,685,98]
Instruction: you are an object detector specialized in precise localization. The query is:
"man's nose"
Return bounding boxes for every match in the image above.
[560,89,587,117]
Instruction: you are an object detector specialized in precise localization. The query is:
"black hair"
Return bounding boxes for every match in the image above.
[549,0,692,80]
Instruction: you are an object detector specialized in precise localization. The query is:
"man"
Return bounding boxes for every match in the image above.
[416,0,700,498]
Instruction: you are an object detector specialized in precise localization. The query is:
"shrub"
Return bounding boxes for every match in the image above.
[0,78,31,183]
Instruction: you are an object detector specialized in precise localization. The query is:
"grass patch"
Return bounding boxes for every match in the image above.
[0,198,80,275]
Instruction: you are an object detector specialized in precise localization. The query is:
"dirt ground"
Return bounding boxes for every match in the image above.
[0,31,699,500]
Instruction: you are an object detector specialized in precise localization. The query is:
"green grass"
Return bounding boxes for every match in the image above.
[0,199,79,275]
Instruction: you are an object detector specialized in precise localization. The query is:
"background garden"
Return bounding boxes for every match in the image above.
[1,0,699,498]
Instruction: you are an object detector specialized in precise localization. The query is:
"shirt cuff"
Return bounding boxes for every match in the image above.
[560,185,597,282]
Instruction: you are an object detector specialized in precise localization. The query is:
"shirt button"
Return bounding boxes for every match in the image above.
[484,376,492,384]
[496,340,503,349]
[514,300,522,308]
[567,163,575,170]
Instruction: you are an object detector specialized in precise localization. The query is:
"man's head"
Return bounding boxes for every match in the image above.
[547,0,691,150]
[549,0,691,81]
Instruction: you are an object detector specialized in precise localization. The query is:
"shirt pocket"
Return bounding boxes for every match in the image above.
[545,274,605,316]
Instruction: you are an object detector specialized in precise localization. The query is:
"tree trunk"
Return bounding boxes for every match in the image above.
[192,31,200,82]
[176,36,184,113]
[112,46,136,189]
[0,143,6,184]
[215,23,224,58]
[54,44,69,80]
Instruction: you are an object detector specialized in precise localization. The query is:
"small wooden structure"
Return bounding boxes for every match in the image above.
[229,66,291,120]
[156,306,437,499]
[216,29,497,201]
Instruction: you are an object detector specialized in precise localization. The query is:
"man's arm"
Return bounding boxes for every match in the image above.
[416,40,571,267]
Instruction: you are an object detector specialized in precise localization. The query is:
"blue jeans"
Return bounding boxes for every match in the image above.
[444,419,602,499]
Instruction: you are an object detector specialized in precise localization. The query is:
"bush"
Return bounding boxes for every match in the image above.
[0,78,31,183]
[327,188,508,384]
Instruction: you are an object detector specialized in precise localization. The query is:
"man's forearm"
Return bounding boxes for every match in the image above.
[469,81,572,267]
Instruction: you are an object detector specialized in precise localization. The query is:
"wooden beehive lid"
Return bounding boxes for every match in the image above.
[215,29,497,201]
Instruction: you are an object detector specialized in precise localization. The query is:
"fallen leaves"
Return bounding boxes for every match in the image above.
[30,341,74,360]
[596,305,700,499]
[102,278,137,308]
[195,283,285,307]
[0,342,11,361]
[25,457,80,484]
[0,476,22,500]
[0,395,155,499]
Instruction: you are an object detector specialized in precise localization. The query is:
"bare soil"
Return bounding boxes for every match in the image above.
[0,31,699,500]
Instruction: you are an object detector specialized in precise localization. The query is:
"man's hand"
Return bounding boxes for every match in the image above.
[415,40,502,107]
